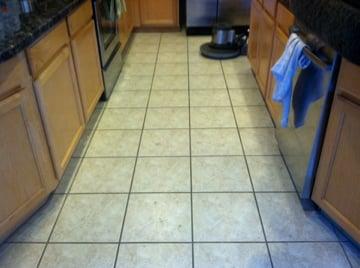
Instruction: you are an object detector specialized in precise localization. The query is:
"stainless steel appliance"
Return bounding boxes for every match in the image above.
[93,0,123,100]
[186,0,250,29]
[275,25,341,209]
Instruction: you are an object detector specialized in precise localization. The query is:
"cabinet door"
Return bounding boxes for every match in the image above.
[139,0,178,27]
[71,20,104,121]
[257,8,275,95]
[248,0,261,73]
[312,96,360,243]
[34,46,85,178]
[265,28,287,124]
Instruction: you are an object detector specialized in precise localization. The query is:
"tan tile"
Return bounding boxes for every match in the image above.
[149,91,188,107]
[152,75,188,90]
[159,42,187,53]
[125,52,157,63]
[234,106,273,127]
[132,33,161,44]
[221,57,252,74]
[0,243,44,268]
[190,75,226,89]
[107,91,149,108]
[240,128,279,155]
[145,107,189,129]
[189,52,218,63]
[155,63,188,76]
[229,89,264,106]
[189,62,222,75]
[191,107,235,128]
[190,90,230,107]
[114,75,153,91]
[128,43,158,54]
[158,52,187,63]
[225,74,259,89]
[98,108,146,129]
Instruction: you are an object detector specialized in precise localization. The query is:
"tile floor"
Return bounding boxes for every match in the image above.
[1,32,359,268]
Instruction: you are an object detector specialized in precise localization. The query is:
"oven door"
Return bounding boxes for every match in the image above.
[93,0,119,66]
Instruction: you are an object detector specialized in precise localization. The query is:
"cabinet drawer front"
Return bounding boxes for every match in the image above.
[67,0,93,36]
[337,59,360,104]
[27,21,69,78]
[276,2,294,36]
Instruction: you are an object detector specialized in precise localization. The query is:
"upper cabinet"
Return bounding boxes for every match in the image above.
[139,0,179,27]
[0,53,57,241]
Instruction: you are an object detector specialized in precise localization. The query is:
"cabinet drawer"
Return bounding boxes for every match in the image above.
[337,58,360,104]
[67,0,93,37]
[276,2,294,36]
[263,0,277,17]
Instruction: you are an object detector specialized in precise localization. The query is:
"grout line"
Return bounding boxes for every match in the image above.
[112,33,162,268]
[93,126,276,131]
[220,60,275,268]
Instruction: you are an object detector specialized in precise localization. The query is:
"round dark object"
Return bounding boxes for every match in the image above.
[200,42,242,60]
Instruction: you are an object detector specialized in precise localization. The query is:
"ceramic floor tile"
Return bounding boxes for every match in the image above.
[240,128,280,155]
[70,158,136,193]
[269,242,350,268]
[139,129,189,156]
[132,157,190,192]
[116,244,192,268]
[40,244,117,268]
[0,243,44,268]
[145,107,189,129]
[125,52,157,63]
[149,90,188,107]
[155,63,188,76]
[86,130,141,157]
[55,158,82,193]
[9,195,65,242]
[122,194,192,242]
[188,37,211,51]
[192,156,252,192]
[189,62,222,75]
[114,75,153,91]
[256,193,338,241]
[191,128,243,156]
[247,156,294,192]
[152,75,188,90]
[225,74,259,89]
[190,90,230,107]
[159,42,187,53]
[191,107,236,128]
[132,33,161,44]
[122,63,155,76]
[194,243,271,268]
[157,52,187,63]
[229,89,265,106]
[107,91,149,108]
[234,106,274,128]
[161,32,187,43]
[97,108,146,129]
[193,193,264,241]
[51,194,127,242]
[188,52,217,63]
[128,43,159,54]
[342,242,360,267]
[221,57,252,74]
[190,75,226,89]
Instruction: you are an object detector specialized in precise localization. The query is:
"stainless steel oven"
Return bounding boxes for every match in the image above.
[93,0,123,100]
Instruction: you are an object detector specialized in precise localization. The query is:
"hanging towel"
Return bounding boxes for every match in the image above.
[116,0,127,17]
[271,33,311,127]
[292,61,332,127]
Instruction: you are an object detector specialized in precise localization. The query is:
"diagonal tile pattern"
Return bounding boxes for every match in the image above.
[2,32,357,268]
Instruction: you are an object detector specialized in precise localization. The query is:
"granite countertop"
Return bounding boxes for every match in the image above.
[0,0,86,63]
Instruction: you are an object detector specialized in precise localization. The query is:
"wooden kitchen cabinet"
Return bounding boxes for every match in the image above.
[33,45,85,179]
[119,0,134,50]
[70,20,104,121]
[0,53,57,241]
[248,0,261,73]
[139,0,179,27]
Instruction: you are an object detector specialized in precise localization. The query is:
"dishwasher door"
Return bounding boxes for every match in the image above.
[186,0,217,27]
[218,0,250,25]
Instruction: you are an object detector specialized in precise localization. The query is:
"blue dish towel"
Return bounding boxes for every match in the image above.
[292,62,331,127]
[271,33,311,127]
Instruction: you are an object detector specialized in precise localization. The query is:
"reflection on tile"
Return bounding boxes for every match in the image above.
[257,193,338,241]
[145,108,189,129]
[114,75,153,91]
[132,33,160,44]
[190,75,226,89]
[190,90,230,107]
[269,242,350,268]
[152,75,188,90]
[247,156,294,192]
[221,57,252,75]
[229,89,264,106]
[158,52,187,63]
[73,130,93,157]
[116,244,192,268]
[192,156,252,192]
[56,158,82,193]
[234,106,273,128]
[125,52,157,64]
[71,158,135,193]
[225,74,258,89]
[149,91,188,107]
[343,242,360,267]
[107,91,149,108]
[194,243,271,268]
[128,43,159,54]
[193,193,264,241]
[132,157,190,192]
[159,42,187,53]
[122,63,155,76]
[0,243,44,268]
[139,129,189,156]
[51,194,127,242]
[97,108,146,129]
[86,108,103,130]
[191,107,236,128]
[40,244,117,268]
[122,194,191,242]
[155,63,188,76]
[86,130,141,157]
[189,62,222,75]
[191,128,243,156]
[240,128,280,155]
[9,195,65,242]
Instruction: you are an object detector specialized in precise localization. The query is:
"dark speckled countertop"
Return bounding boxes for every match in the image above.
[0,0,86,63]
